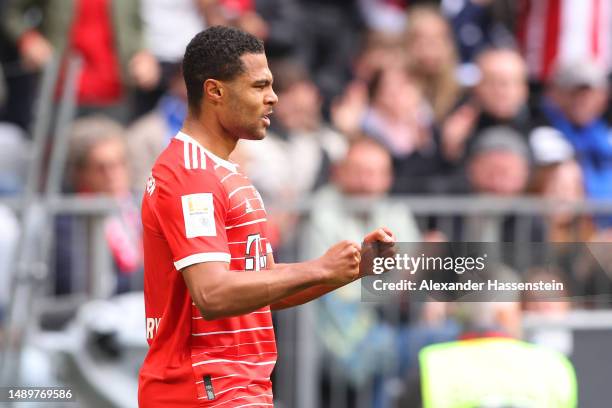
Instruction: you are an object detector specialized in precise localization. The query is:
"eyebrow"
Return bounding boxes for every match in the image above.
[252,78,273,86]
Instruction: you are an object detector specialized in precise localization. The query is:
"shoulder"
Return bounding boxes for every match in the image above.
[151,138,225,196]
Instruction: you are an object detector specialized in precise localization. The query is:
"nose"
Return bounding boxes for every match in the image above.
[266,87,278,106]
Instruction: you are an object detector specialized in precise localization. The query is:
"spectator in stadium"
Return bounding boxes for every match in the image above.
[464,126,546,244]
[302,137,420,408]
[55,115,142,295]
[330,31,407,141]
[127,63,186,190]
[465,126,530,197]
[529,124,612,301]
[303,137,420,259]
[360,65,452,194]
[529,128,593,242]
[441,48,530,164]
[362,66,432,159]
[352,30,408,83]
[134,0,206,117]
[399,266,578,408]
[0,10,39,130]
[522,268,575,356]
[405,5,463,122]
[536,60,612,228]
[1,0,160,122]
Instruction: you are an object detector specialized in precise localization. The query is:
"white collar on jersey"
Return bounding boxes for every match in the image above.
[175,131,238,173]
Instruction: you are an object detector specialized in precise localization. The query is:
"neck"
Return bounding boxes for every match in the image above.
[181,111,237,160]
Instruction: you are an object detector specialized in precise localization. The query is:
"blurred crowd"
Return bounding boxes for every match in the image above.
[0,0,611,406]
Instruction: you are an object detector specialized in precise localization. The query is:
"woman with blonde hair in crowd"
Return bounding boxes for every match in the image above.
[405,5,463,122]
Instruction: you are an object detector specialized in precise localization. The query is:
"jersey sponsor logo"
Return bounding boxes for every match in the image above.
[245,233,267,271]
[181,193,216,238]
[146,317,161,340]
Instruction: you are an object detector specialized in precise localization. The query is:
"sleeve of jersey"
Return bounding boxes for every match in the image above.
[154,170,230,271]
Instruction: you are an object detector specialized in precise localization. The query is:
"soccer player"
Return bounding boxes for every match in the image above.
[138,26,395,407]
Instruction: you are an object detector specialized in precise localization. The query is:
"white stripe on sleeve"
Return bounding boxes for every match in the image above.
[174,252,231,270]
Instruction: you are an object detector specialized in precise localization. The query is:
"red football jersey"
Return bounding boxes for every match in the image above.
[139,131,276,407]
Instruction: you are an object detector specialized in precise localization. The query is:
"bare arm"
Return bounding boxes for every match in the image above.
[269,260,345,311]
[182,240,361,320]
[270,227,397,310]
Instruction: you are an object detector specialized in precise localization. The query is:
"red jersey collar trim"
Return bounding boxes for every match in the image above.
[175,131,238,173]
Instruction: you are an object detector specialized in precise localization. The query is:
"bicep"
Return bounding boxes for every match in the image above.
[181,261,229,310]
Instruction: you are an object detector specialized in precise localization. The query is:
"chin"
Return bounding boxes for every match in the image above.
[244,128,267,140]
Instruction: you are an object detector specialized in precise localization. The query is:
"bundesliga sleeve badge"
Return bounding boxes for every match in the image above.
[181,193,216,238]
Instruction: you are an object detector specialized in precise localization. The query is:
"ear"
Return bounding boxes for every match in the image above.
[204,79,224,103]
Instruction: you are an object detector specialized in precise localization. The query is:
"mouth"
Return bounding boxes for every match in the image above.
[261,111,273,127]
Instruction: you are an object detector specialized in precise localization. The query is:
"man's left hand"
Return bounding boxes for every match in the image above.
[359,227,396,278]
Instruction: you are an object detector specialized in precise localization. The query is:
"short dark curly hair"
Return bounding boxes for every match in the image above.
[183,26,264,112]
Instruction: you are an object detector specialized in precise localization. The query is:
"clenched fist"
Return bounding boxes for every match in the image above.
[316,240,362,285]
[360,227,396,277]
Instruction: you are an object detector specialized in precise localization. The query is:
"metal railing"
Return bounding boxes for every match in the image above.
[0,53,83,391]
[3,190,612,407]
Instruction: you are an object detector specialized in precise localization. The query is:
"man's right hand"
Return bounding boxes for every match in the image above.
[316,240,361,286]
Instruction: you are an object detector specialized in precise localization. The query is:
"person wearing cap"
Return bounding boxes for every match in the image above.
[467,126,532,197]
[462,126,546,249]
[534,60,612,228]
[529,127,594,242]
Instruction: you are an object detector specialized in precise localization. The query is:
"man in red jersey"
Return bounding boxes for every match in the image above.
[138,26,395,407]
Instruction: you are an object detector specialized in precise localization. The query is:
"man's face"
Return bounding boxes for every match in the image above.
[335,143,392,197]
[79,137,129,196]
[373,68,422,121]
[275,80,321,131]
[407,14,453,75]
[220,53,278,140]
[475,52,528,120]
[552,86,609,126]
[468,150,529,196]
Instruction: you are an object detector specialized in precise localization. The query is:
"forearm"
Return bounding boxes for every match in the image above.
[270,263,347,310]
[270,283,343,310]
[186,261,324,320]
